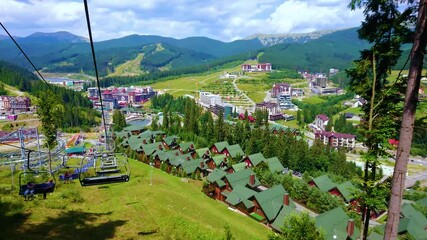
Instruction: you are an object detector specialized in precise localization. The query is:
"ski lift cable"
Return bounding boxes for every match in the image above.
[83,0,109,150]
[0,22,67,107]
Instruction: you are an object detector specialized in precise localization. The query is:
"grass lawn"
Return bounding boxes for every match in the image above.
[342,107,363,115]
[0,159,270,240]
[108,53,146,77]
[275,119,300,129]
[301,96,326,104]
[237,83,269,103]
[148,64,243,95]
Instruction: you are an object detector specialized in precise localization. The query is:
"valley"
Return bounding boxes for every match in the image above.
[0,16,426,240]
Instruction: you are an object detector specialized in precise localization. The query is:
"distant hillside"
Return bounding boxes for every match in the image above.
[245,29,341,46]
[0,32,263,76]
[21,31,88,44]
[258,28,370,72]
[0,61,98,130]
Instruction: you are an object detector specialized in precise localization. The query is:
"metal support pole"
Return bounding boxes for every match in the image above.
[19,127,26,173]
[36,128,42,167]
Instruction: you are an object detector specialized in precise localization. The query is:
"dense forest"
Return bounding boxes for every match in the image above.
[0,61,98,131]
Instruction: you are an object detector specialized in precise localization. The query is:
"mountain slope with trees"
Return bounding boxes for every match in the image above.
[0,61,98,131]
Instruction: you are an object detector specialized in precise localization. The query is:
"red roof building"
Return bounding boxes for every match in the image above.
[314,114,329,130]
[315,131,356,149]
[271,83,291,97]
[241,63,272,72]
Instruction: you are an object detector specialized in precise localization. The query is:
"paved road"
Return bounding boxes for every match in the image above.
[405,170,427,188]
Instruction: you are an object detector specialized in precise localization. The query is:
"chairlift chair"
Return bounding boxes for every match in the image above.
[78,152,130,186]
[19,151,56,199]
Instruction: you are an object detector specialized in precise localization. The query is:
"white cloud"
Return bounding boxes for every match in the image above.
[268,0,364,34]
[0,0,364,41]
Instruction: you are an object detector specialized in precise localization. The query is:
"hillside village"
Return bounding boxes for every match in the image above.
[0,2,427,239]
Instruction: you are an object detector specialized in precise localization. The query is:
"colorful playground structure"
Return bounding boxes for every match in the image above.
[66,133,82,148]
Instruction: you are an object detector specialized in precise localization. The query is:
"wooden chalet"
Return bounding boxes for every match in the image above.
[210,141,229,154]
[396,203,427,240]
[179,141,196,157]
[315,207,360,240]
[271,201,297,232]
[242,152,266,168]
[268,124,298,135]
[137,142,164,159]
[221,144,244,159]
[217,169,261,204]
[206,155,228,170]
[195,148,211,159]
[153,150,181,169]
[248,185,293,224]
[123,125,147,135]
[265,157,285,174]
[206,169,227,200]
[229,162,247,173]
[334,181,359,203]
[162,135,179,150]
[223,168,260,192]
[308,175,337,193]
[310,175,360,205]
[224,185,257,215]
[179,159,208,177]
[114,130,130,139]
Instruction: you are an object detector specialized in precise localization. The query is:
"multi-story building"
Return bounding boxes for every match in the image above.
[199,92,222,107]
[315,74,328,88]
[255,101,280,116]
[87,86,156,109]
[241,63,272,72]
[314,114,329,130]
[272,83,292,97]
[0,96,31,113]
[315,131,356,149]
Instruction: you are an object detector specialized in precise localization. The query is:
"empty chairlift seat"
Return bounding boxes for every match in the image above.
[79,153,130,186]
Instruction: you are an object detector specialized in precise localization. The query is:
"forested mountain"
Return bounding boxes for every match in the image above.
[258,28,370,72]
[0,61,98,131]
[0,32,264,76]
[0,28,416,79]
[245,29,340,46]
[19,31,88,44]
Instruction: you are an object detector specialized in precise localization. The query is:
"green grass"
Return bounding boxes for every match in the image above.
[108,53,146,77]
[342,107,363,115]
[275,119,300,129]
[301,96,326,104]
[0,159,269,240]
[237,83,269,103]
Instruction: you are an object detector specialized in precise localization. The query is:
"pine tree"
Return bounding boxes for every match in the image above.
[36,92,64,173]
[348,1,422,238]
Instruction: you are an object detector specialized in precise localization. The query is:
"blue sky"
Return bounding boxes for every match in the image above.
[1,0,364,42]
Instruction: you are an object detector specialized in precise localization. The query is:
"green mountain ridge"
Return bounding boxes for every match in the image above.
[259,27,370,72]
[0,28,415,79]
[0,32,264,76]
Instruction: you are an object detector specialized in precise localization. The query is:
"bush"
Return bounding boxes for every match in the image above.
[0,184,15,195]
